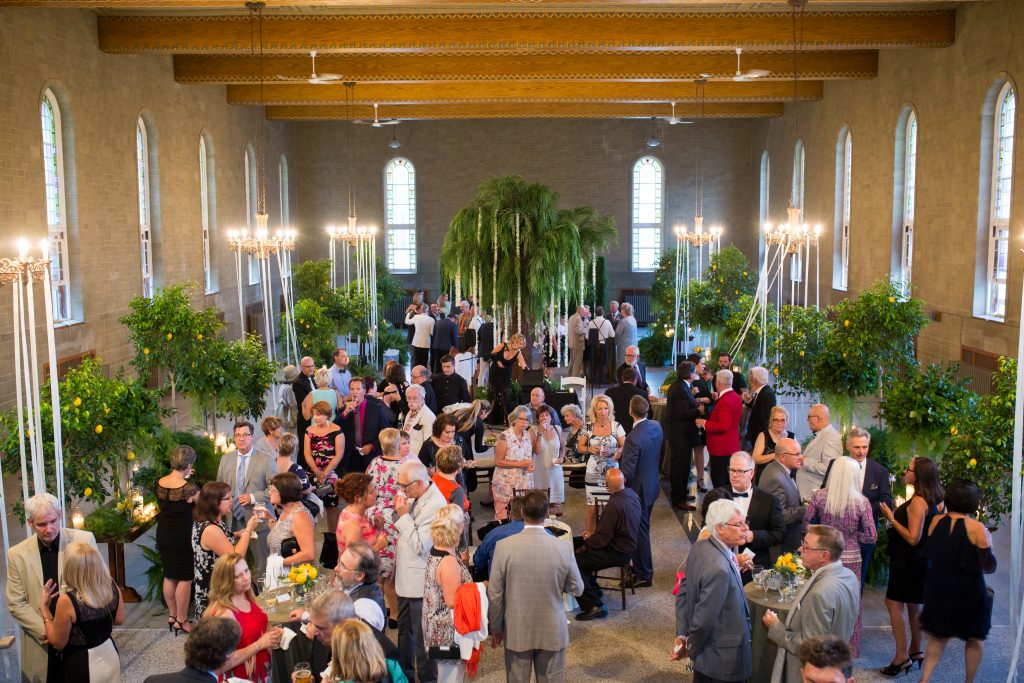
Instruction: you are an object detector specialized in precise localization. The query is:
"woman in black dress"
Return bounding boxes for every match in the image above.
[192,481,259,619]
[878,456,944,676]
[750,405,795,485]
[918,480,996,683]
[155,445,200,634]
[487,332,527,426]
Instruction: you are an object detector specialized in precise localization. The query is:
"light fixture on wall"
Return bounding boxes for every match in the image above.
[388,130,401,149]
[645,117,661,147]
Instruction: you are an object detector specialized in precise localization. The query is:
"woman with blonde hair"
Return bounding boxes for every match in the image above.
[204,554,282,683]
[487,332,527,426]
[804,456,877,656]
[423,505,472,683]
[580,394,626,535]
[39,542,125,681]
[327,619,405,683]
[453,399,491,492]
[750,405,795,484]
[366,427,405,628]
[302,366,343,422]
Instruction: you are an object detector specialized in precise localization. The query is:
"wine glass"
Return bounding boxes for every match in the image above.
[764,571,782,602]
[751,565,765,589]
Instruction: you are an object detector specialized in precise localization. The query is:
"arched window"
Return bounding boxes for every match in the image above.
[136,118,155,298]
[833,128,852,290]
[631,156,663,272]
[759,151,770,266]
[41,89,72,321]
[790,140,805,284]
[384,157,416,273]
[892,108,917,299]
[245,144,259,285]
[983,82,1015,318]
[200,133,217,293]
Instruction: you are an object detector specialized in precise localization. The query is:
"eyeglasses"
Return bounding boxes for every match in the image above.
[397,481,415,489]
[905,467,916,474]
[722,521,749,530]
[728,468,753,474]
[779,451,802,458]
[799,543,828,553]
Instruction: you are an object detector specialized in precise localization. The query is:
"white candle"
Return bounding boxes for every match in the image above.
[24,269,45,495]
[41,254,66,525]
[71,507,84,530]
[12,282,30,536]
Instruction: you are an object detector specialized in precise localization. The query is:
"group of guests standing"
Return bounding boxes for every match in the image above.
[563,301,639,386]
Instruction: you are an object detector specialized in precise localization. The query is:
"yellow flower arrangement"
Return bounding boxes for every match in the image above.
[773,552,806,580]
[285,563,319,592]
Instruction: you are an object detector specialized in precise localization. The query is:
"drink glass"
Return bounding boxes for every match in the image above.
[294,662,312,683]
[751,565,765,589]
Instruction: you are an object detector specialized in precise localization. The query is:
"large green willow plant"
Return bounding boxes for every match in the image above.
[439,176,617,325]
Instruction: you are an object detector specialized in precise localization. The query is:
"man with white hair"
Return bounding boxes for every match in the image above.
[394,460,447,683]
[673,499,753,682]
[743,366,776,451]
[696,369,743,490]
[7,492,97,683]
[566,305,589,378]
[616,345,651,395]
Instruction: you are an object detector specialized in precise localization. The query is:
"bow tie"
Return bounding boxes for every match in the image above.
[732,491,749,498]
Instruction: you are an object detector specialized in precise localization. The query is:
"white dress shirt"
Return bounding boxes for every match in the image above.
[731,485,753,518]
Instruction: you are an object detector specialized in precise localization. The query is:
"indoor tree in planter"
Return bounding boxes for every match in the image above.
[878,363,975,460]
[687,246,758,351]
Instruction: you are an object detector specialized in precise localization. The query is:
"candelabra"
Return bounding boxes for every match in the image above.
[0,240,67,549]
[326,224,379,367]
[763,207,824,310]
[227,214,299,364]
[682,217,723,283]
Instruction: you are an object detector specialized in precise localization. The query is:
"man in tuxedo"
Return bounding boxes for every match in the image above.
[617,396,664,587]
[142,616,242,683]
[701,452,786,575]
[822,426,893,583]
[616,345,651,395]
[431,354,471,412]
[7,493,98,683]
[604,367,648,434]
[431,311,460,374]
[666,360,700,510]
[292,356,318,455]
[335,377,396,472]
[566,305,589,378]
[759,438,808,559]
[697,369,743,490]
[743,366,776,451]
[217,421,276,578]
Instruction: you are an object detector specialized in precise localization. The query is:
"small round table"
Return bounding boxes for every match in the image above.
[744,582,797,683]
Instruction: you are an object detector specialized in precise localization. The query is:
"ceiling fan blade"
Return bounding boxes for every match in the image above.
[744,69,771,79]
[376,119,401,126]
[316,73,344,81]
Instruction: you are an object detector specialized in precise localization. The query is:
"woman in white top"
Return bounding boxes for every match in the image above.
[579,394,626,536]
[531,407,566,516]
[401,384,435,457]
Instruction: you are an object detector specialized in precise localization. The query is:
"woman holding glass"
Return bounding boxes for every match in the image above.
[750,405,795,485]
[305,400,344,532]
[531,406,565,516]
[491,405,535,521]
[193,481,260,618]
[580,395,625,536]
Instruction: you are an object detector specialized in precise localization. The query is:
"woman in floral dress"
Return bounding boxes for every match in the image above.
[304,401,344,532]
[803,456,877,657]
[491,405,536,521]
[579,395,626,536]
[365,427,404,626]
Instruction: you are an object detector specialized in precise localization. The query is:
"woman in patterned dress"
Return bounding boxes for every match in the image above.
[192,481,259,619]
[803,456,877,657]
[579,394,626,536]
[304,400,345,532]
[423,505,472,683]
[366,427,405,627]
[491,405,536,521]
[336,473,390,562]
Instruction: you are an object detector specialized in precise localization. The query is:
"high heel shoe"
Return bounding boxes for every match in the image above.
[909,651,924,669]
[167,616,177,633]
[879,660,912,677]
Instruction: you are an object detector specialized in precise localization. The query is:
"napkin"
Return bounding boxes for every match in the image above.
[265,554,285,591]
[279,626,297,651]
[227,678,253,683]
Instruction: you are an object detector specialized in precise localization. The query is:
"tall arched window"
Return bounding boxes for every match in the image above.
[41,89,72,321]
[759,151,770,266]
[985,83,1015,318]
[384,157,416,273]
[136,118,155,298]
[892,108,917,298]
[790,140,805,284]
[200,133,217,293]
[631,156,663,272]
[245,144,259,285]
[834,128,852,290]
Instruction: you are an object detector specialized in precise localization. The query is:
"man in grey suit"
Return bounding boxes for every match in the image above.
[617,395,663,586]
[764,525,860,683]
[217,420,276,579]
[796,403,843,500]
[674,499,753,682]
[758,437,807,560]
[489,489,584,683]
[566,305,589,378]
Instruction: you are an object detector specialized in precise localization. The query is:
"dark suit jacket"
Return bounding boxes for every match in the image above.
[666,379,700,449]
[143,670,216,683]
[616,361,650,394]
[604,382,649,433]
[702,486,786,570]
[431,316,459,352]
[478,322,495,358]
[334,398,396,472]
[823,457,893,524]
[618,418,664,509]
[418,381,438,414]
[745,385,777,443]
[431,372,471,411]
[293,373,318,441]
[759,460,806,558]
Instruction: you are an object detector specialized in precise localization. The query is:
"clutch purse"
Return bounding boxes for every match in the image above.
[281,536,300,558]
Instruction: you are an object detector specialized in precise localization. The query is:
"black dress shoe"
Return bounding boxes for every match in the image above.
[686,494,697,501]
[575,606,608,621]
[674,502,696,511]
[631,578,653,588]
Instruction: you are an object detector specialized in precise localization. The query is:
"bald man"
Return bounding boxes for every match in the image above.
[758,438,807,558]
[796,404,843,500]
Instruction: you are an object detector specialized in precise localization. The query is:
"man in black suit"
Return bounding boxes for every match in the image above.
[335,377,396,472]
[604,367,649,434]
[666,360,700,510]
[759,438,807,559]
[431,312,459,374]
[142,616,243,682]
[617,396,664,586]
[476,313,495,388]
[701,452,786,577]
[718,352,748,392]
[431,354,471,412]
[743,366,777,451]
[822,426,893,583]
[616,345,650,395]
[410,365,438,414]
[337,542,387,618]
[292,356,318,459]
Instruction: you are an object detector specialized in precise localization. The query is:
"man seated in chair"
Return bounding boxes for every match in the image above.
[573,469,642,621]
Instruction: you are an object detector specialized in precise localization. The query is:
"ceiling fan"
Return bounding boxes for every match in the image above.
[664,101,693,125]
[701,48,771,82]
[277,50,343,85]
[354,103,400,127]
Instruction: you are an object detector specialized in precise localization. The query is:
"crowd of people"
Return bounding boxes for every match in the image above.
[2,298,1000,683]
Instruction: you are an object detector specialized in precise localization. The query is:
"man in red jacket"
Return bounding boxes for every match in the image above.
[696,369,742,489]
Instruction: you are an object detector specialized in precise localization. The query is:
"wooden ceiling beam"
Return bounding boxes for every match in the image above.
[175,50,877,83]
[227,79,824,105]
[264,101,785,120]
[0,0,989,7]
[97,11,954,54]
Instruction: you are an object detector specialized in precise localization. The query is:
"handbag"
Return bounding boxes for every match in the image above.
[428,645,461,661]
[281,536,300,558]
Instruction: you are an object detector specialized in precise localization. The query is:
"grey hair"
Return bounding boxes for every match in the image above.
[169,445,197,471]
[846,425,871,443]
[560,404,584,422]
[748,366,770,386]
[507,405,535,426]
[400,460,431,484]
[309,589,356,627]
[406,383,425,400]
[715,369,734,388]
[730,451,754,469]
[706,499,744,539]
[25,492,61,522]
[621,302,634,315]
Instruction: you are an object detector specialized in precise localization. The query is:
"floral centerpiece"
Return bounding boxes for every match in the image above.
[773,552,808,581]
[284,563,319,596]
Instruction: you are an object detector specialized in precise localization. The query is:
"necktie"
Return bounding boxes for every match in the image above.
[355,405,364,447]
[234,455,248,519]
[732,491,749,498]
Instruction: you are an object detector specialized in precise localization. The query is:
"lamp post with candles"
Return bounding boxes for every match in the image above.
[326,223,379,367]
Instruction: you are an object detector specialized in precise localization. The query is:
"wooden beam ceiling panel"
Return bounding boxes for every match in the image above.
[264,101,784,120]
[0,1,990,7]
[175,50,877,83]
[97,11,954,54]
[227,79,824,105]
